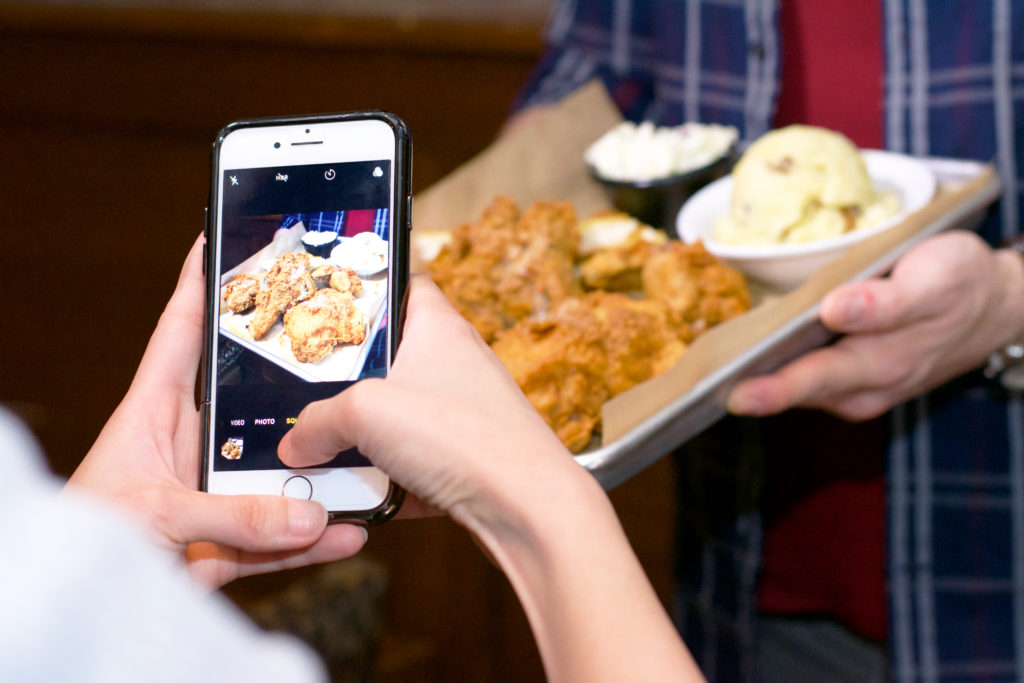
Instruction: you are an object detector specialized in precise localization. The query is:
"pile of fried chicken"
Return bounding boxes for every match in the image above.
[222,249,366,364]
[427,196,751,452]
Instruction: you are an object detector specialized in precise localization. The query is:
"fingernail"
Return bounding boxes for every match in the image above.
[287,499,328,537]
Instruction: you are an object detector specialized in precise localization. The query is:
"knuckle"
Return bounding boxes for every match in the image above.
[233,496,278,539]
[135,486,175,531]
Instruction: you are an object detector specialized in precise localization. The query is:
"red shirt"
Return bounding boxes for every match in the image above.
[342,209,377,236]
[756,0,887,642]
[772,0,884,149]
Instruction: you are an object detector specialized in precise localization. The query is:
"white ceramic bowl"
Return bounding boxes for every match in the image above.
[676,149,937,290]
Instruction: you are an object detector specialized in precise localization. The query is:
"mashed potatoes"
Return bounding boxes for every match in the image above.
[714,125,899,245]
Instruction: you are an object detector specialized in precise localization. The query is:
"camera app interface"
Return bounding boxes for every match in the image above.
[213,160,392,471]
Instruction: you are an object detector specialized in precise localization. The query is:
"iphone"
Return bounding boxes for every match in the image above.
[199,112,410,523]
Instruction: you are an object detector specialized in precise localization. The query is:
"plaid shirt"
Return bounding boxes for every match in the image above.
[279,209,390,240]
[517,1,1024,680]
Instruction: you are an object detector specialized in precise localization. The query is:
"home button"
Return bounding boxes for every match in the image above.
[282,475,313,500]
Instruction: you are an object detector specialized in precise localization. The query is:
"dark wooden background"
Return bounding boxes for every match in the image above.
[0,4,677,680]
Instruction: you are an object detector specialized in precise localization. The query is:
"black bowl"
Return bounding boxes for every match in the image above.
[590,149,736,238]
[300,231,340,258]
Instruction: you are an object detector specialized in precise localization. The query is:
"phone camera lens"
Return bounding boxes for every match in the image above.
[305,128,310,134]
[274,142,281,149]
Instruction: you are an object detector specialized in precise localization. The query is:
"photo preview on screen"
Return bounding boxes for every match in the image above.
[213,160,392,472]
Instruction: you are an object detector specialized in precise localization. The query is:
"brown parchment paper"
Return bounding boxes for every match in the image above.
[410,79,999,450]
[411,80,618,269]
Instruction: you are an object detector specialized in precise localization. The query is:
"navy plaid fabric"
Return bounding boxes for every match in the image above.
[278,211,346,233]
[279,209,389,240]
[517,1,1024,681]
[373,208,389,240]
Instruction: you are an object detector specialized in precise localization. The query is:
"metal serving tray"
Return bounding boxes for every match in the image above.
[577,158,1003,489]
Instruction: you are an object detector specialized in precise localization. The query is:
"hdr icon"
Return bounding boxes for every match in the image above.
[275,173,288,181]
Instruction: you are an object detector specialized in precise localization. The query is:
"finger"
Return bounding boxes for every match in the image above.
[275,277,451,470]
[133,235,207,394]
[187,523,368,586]
[406,271,451,309]
[229,523,369,579]
[278,384,373,468]
[820,273,938,335]
[163,487,331,553]
[727,342,877,416]
[821,389,902,422]
[395,276,512,383]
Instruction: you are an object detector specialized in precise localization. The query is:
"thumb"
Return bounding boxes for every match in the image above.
[819,279,921,334]
[133,235,206,396]
[278,381,379,469]
[161,488,329,552]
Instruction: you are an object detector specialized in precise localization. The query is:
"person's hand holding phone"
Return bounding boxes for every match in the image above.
[67,236,368,589]
[278,276,701,682]
[202,113,408,520]
[278,275,579,528]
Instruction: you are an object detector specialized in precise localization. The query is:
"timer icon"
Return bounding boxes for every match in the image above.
[324,169,336,180]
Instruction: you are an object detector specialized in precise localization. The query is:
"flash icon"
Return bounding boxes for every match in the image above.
[229,176,238,186]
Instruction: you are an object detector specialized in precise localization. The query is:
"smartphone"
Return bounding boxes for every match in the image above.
[200,112,410,524]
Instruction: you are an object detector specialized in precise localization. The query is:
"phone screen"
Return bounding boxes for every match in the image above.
[214,160,390,470]
[203,116,407,517]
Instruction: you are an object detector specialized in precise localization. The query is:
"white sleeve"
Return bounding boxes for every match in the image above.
[0,410,327,683]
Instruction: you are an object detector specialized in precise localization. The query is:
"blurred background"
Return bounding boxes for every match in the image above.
[0,1,676,679]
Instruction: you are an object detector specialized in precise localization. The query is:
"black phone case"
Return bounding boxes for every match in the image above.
[199,111,411,525]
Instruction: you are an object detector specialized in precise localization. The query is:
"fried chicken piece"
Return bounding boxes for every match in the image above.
[283,288,366,363]
[493,201,580,321]
[641,241,751,342]
[492,291,685,452]
[329,267,364,296]
[493,319,606,452]
[430,200,750,453]
[248,251,317,340]
[579,227,668,291]
[516,196,580,253]
[428,197,581,342]
[426,197,521,340]
[309,262,338,288]
[222,273,260,313]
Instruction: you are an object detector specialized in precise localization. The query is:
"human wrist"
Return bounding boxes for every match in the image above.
[455,443,607,549]
[448,435,620,589]
[985,241,1024,388]
[457,454,694,682]
[995,239,1024,344]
